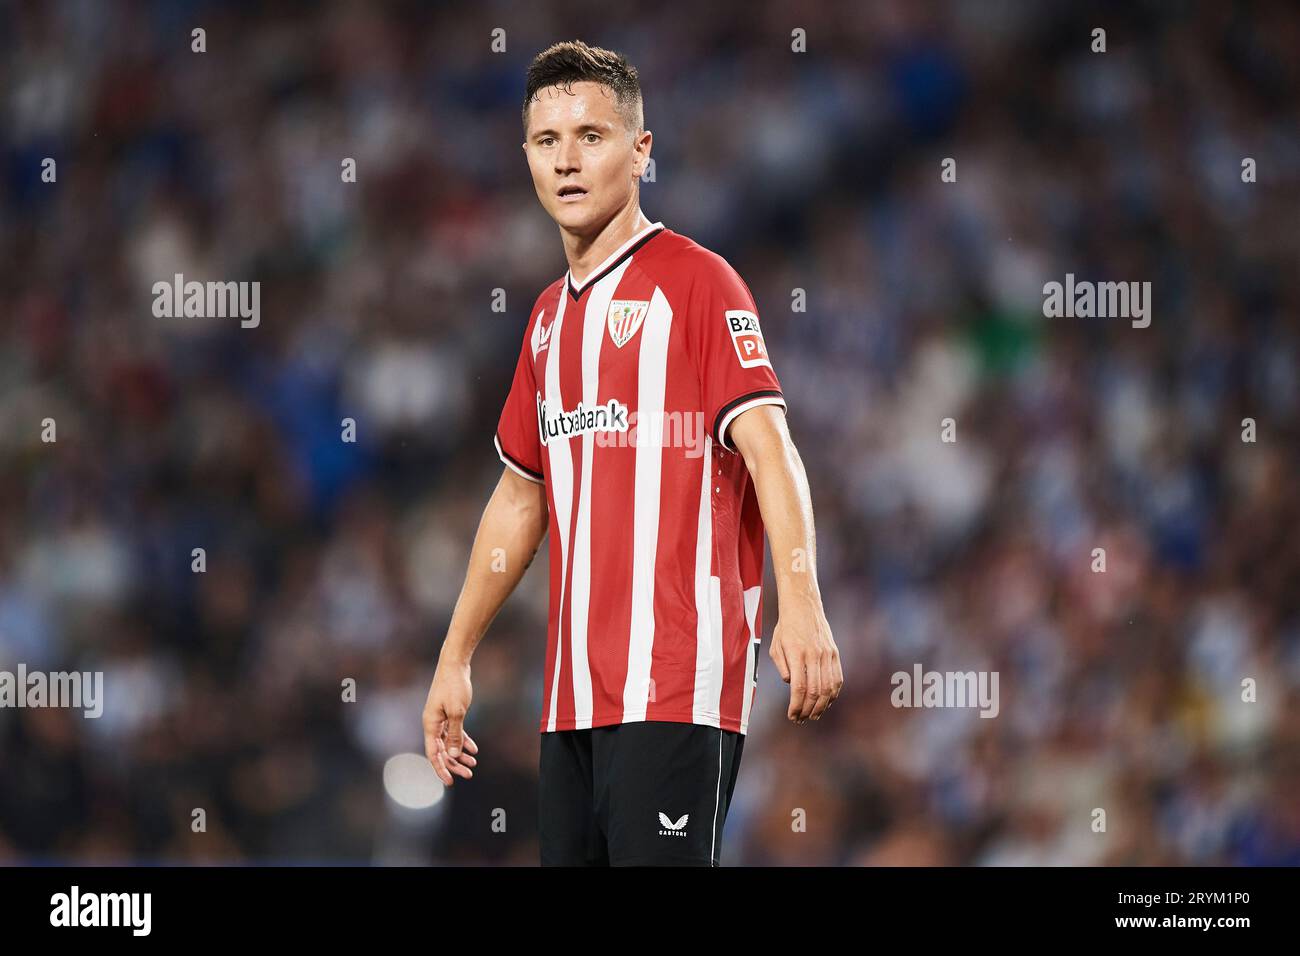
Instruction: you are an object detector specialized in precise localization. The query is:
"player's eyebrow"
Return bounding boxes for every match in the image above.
[530,123,611,140]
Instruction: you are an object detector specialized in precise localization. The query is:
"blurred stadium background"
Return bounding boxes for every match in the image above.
[2,0,1298,865]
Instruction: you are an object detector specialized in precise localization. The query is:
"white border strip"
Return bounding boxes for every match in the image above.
[717,394,787,452]
[495,434,544,484]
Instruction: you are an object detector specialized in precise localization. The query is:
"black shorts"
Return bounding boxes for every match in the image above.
[539,720,745,866]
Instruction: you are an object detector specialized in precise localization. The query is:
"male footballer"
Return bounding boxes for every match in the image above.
[423,39,842,866]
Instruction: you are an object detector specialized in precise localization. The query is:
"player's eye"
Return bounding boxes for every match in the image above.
[583,132,600,143]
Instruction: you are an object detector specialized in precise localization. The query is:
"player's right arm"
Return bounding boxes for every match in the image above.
[424,465,547,785]
[425,301,550,786]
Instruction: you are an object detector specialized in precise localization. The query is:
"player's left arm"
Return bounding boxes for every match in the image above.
[729,405,843,724]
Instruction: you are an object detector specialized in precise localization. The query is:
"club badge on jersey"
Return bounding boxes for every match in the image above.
[607,299,651,348]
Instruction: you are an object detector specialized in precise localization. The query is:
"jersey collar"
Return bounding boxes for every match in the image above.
[566,220,665,301]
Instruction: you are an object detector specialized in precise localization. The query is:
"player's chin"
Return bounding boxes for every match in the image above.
[551,199,600,229]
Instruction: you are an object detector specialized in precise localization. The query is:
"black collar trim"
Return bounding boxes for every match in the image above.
[566,224,666,301]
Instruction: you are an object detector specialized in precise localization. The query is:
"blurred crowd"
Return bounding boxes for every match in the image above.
[2,0,1298,865]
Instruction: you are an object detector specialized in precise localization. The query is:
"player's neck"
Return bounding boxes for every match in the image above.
[563,206,653,287]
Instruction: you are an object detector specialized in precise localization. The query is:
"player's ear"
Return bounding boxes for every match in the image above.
[634,130,652,176]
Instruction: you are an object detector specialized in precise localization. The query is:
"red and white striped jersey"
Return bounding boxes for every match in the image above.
[494,221,786,735]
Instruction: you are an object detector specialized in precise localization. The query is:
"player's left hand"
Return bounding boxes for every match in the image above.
[768,599,842,724]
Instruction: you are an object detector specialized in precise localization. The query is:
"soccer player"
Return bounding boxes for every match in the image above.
[423,40,841,866]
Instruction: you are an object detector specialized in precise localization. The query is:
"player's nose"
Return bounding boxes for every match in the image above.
[554,136,581,172]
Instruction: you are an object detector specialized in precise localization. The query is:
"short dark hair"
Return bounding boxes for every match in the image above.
[522,40,643,138]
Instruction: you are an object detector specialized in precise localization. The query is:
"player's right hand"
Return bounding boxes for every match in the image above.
[423,657,479,786]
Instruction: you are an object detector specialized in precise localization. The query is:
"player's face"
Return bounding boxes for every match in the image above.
[523,81,646,235]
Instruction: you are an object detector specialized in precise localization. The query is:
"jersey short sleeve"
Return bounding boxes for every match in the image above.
[689,255,787,452]
[494,319,545,484]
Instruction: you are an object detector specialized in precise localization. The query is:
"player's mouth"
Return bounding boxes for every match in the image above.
[557,184,589,203]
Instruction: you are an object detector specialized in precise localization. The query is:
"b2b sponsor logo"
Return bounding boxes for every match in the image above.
[726,310,771,369]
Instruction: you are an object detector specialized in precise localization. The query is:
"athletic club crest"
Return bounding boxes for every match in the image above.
[607,299,650,348]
